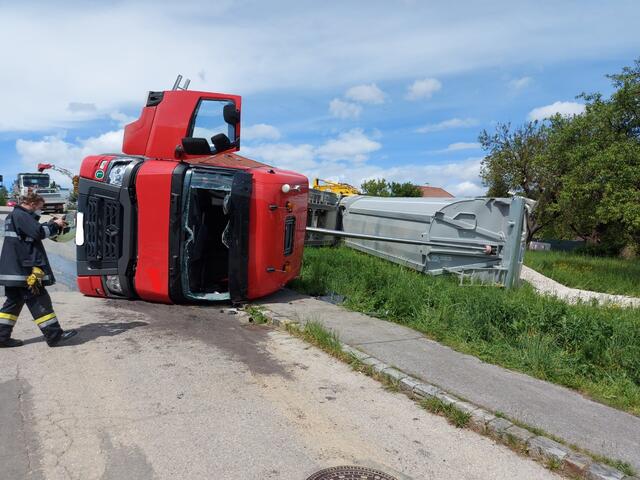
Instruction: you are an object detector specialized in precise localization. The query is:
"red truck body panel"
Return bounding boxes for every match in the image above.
[247,167,307,299]
[133,160,177,303]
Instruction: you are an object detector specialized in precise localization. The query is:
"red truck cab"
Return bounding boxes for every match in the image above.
[76,89,308,303]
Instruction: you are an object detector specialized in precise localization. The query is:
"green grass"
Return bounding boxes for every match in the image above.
[297,319,343,357]
[420,397,471,428]
[245,305,269,324]
[525,250,640,297]
[291,247,640,415]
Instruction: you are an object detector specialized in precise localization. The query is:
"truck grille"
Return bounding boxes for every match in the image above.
[85,196,121,262]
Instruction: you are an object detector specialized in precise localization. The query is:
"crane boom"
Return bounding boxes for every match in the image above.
[37,163,79,195]
[312,178,360,196]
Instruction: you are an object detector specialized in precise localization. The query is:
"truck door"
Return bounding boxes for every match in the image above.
[123,90,242,160]
[175,168,252,303]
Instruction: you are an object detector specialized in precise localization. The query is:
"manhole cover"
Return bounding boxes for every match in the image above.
[306,465,398,480]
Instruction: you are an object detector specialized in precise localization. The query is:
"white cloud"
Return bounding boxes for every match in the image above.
[416,117,479,133]
[15,130,124,186]
[110,112,137,126]
[345,83,385,104]
[453,181,485,196]
[527,101,586,121]
[439,142,481,152]
[316,129,381,163]
[406,78,442,100]
[242,123,281,141]
[334,157,485,197]
[0,2,638,131]
[329,99,362,119]
[508,76,532,91]
[243,129,483,196]
[68,102,97,113]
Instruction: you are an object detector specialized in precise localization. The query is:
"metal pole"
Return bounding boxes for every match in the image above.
[306,227,490,252]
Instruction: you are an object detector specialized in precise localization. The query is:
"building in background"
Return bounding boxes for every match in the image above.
[419,186,453,198]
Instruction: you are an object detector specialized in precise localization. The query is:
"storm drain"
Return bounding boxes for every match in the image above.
[306,465,398,480]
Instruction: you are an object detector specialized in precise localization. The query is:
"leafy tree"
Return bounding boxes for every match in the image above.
[0,186,7,206]
[389,181,423,197]
[546,60,640,249]
[479,58,640,252]
[478,121,563,242]
[361,178,423,197]
[361,178,390,196]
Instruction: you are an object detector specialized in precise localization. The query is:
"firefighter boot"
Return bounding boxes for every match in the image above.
[48,329,78,347]
[0,337,24,348]
[0,310,22,348]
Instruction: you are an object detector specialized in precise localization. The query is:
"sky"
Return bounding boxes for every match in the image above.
[0,0,638,196]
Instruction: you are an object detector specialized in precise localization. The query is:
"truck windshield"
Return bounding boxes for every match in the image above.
[21,175,50,187]
[181,169,235,301]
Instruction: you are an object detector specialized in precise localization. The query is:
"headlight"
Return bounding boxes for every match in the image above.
[107,160,131,186]
[105,275,123,295]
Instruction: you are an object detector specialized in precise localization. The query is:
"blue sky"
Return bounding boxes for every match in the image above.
[0,0,638,195]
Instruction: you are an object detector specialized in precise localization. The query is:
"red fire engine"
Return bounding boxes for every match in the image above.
[76,86,308,303]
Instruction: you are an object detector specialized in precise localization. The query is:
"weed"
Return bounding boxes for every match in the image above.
[245,305,269,324]
[300,320,343,357]
[420,397,470,428]
[545,457,563,471]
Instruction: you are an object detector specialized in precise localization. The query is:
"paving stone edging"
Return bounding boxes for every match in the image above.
[259,308,637,480]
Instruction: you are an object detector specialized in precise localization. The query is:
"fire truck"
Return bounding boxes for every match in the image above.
[76,83,308,303]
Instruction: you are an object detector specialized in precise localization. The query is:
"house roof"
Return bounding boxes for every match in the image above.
[419,186,454,198]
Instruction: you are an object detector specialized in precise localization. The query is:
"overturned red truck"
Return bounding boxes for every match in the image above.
[76,88,308,303]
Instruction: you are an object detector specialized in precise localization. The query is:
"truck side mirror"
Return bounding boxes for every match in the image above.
[181,137,211,155]
[223,104,240,125]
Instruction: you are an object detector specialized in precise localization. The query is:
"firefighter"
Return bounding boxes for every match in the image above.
[0,192,77,348]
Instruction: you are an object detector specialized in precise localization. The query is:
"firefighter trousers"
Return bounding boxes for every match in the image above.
[0,287,64,345]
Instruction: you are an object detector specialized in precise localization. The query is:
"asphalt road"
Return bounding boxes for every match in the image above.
[0,210,560,479]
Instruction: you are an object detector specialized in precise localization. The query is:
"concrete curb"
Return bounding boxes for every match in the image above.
[259,307,637,480]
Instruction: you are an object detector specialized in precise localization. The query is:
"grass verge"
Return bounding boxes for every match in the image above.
[525,250,640,297]
[291,247,640,415]
[420,396,470,428]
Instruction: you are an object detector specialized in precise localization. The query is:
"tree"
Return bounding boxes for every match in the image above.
[478,121,563,242]
[479,58,640,252]
[360,178,423,197]
[361,178,390,196]
[545,59,640,249]
[0,186,7,206]
[389,181,423,197]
